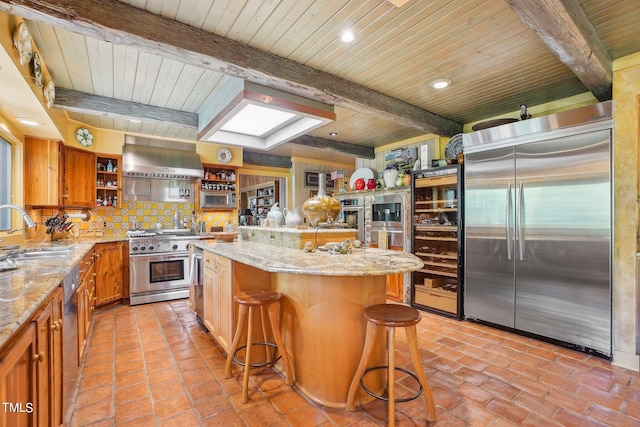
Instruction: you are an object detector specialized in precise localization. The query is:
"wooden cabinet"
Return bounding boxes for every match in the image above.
[62,146,95,208]
[203,251,233,352]
[77,281,89,363]
[0,287,63,427]
[77,249,95,363]
[411,166,463,319]
[24,137,96,208]
[24,136,62,207]
[94,242,123,307]
[385,273,403,302]
[32,287,63,427]
[96,155,121,208]
[0,323,37,427]
[198,165,237,211]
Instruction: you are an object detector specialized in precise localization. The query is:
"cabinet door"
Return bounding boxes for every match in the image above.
[95,243,123,307]
[63,146,95,207]
[385,273,403,302]
[203,266,216,334]
[215,255,233,352]
[77,282,88,362]
[50,288,64,427]
[32,300,52,427]
[0,324,37,427]
[24,137,62,207]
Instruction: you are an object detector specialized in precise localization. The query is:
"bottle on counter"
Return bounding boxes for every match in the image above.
[173,211,179,229]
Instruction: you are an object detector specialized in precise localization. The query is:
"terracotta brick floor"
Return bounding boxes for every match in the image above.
[66,300,640,426]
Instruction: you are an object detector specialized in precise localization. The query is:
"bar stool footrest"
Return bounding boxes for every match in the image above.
[232,342,282,368]
[360,366,423,403]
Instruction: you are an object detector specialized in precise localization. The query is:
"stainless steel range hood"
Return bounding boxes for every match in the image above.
[122,136,203,180]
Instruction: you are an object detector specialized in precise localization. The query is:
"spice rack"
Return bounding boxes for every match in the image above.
[201,165,237,191]
[96,155,121,208]
[411,165,463,319]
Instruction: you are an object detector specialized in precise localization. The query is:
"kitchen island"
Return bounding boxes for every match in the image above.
[192,239,422,407]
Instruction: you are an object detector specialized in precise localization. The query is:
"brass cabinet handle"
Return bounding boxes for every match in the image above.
[32,351,44,362]
[51,320,60,331]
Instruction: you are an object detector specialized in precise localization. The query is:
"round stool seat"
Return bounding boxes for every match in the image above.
[364,304,421,328]
[234,290,281,306]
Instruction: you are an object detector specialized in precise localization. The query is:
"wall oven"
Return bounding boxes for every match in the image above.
[128,230,195,305]
[334,195,365,242]
[370,193,404,250]
[200,190,237,209]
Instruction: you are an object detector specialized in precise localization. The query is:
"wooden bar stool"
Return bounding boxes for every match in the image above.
[346,303,436,426]
[224,289,294,403]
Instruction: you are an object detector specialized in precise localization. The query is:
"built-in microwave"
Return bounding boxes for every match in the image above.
[200,190,237,209]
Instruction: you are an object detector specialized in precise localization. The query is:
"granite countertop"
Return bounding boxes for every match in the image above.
[238,225,356,234]
[193,240,422,276]
[0,233,215,349]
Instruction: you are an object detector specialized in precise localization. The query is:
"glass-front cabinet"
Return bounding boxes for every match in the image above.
[411,165,463,319]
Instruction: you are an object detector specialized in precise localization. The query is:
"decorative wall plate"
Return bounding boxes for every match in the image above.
[76,127,94,147]
[32,52,43,87]
[44,80,55,108]
[13,22,33,65]
[216,148,232,164]
[444,133,463,160]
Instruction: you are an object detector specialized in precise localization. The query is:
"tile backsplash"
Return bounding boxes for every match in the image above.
[28,202,234,239]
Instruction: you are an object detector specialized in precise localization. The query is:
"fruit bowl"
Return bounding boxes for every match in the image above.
[211,231,239,242]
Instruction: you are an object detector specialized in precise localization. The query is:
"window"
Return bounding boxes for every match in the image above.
[0,137,11,230]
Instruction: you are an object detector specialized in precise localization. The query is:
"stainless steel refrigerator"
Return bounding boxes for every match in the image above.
[463,101,612,358]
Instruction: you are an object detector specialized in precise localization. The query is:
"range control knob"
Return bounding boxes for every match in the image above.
[148,245,154,251]
[131,246,138,252]
[140,245,146,251]
[172,244,178,250]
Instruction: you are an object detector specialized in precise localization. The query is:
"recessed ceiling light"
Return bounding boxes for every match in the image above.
[430,79,452,89]
[17,118,40,126]
[341,31,356,43]
[129,119,141,123]
[329,132,338,136]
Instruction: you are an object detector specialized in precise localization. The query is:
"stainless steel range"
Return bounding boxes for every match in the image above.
[128,229,198,305]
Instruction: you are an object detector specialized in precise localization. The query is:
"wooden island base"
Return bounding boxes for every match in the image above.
[196,240,423,408]
[273,273,387,408]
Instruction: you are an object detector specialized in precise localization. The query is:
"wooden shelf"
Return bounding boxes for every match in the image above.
[96,155,121,208]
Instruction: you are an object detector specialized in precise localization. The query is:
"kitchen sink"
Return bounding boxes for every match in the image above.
[8,247,74,261]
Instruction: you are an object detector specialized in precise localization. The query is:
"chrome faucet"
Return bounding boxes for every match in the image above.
[0,204,37,232]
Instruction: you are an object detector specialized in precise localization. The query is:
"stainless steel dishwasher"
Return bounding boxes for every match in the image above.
[62,265,80,415]
[189,244,206,330]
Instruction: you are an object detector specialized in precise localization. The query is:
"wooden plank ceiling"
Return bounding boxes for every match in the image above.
[1,0,639,164]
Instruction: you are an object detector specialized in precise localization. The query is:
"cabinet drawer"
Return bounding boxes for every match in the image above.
[415,286,457,313]
[204,251,217,270]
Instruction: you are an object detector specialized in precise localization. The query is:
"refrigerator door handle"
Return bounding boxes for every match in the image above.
[506,182,512,260]
[516,181,524,261]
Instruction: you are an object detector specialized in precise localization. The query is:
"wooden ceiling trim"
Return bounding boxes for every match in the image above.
[54,87,199,129]
[242,151,292,169]
[0,0,462,136]
[290,135,375,159]
[505,0,612,101]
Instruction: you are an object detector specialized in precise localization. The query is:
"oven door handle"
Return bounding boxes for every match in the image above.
[129,252,189,261]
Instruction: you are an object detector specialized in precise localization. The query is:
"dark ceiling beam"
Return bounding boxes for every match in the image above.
[54,88,198,129]
[242,151,292,169]
[506,0,612,101]
[290,135,375,160]
[0,0,462,136]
